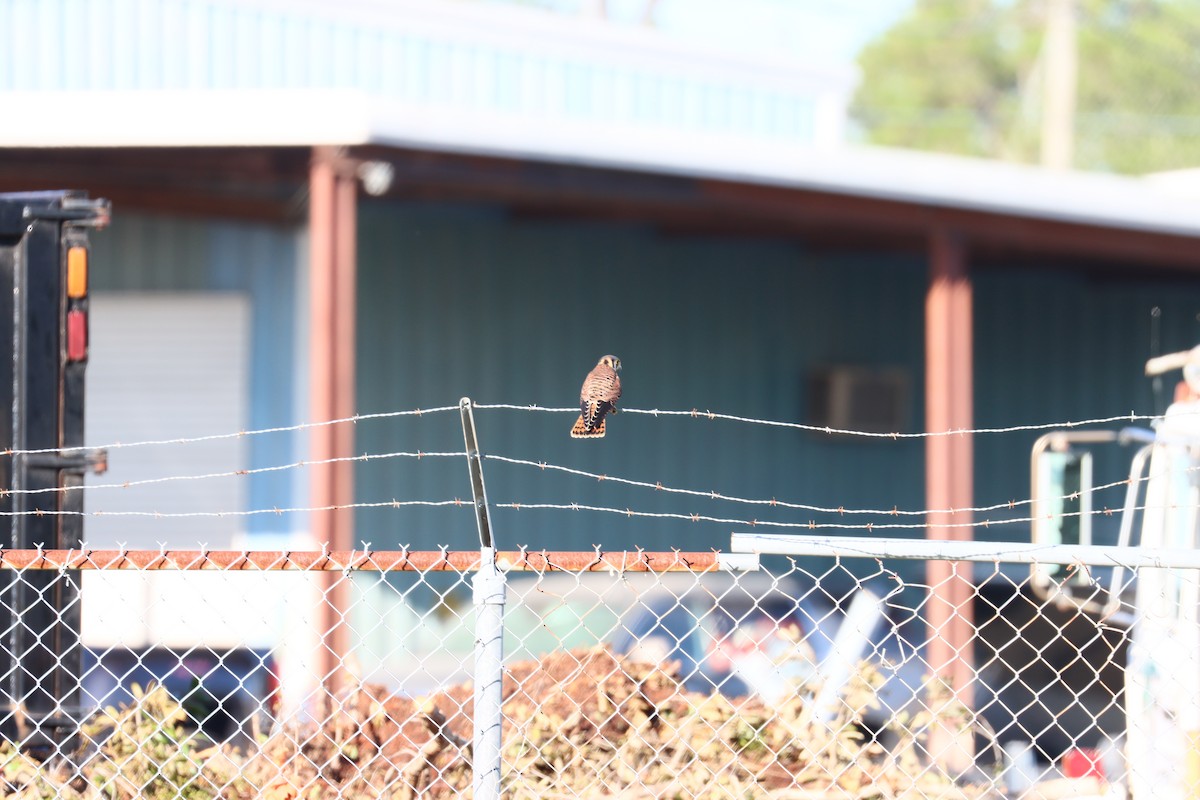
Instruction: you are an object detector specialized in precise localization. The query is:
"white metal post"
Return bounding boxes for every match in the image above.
[461,398,505,800]
[472,549,506,800]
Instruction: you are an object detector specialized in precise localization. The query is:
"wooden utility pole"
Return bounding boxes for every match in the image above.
[1041,0,1077,170]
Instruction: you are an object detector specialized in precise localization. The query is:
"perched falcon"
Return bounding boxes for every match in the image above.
[571,355,622,438]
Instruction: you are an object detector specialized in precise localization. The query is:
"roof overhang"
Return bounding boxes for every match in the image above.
[4,88,1200,266]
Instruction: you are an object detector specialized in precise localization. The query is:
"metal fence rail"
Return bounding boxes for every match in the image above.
[0,539,1195,797]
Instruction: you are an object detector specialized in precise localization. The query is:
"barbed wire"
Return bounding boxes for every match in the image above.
[0,399,1185,534]
[4,405,460,457]
[475,403,1160,439]
[492,498,1151,533]
[3,451,466,498]
[0,402,1165,459]
[485,453,1147,519]
[0,499,470,519]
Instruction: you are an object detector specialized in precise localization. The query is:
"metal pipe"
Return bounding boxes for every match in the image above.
[1029,429,1120,553]
[0,549,730,572]
[460,398,504,799]
[472,548,505,800]
[733,533,1200,570]
[1106,443,1154,615]
[460,398,494,550]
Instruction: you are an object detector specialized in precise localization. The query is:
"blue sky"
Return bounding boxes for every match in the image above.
[488,0,916,67]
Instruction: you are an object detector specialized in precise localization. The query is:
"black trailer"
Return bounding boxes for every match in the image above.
[0,191,109,752]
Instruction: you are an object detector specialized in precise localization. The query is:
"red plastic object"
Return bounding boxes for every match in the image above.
[1063,748,1104,780]
[66,309,86,361]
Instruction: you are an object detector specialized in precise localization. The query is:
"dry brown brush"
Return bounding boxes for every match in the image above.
[0,646,992,799]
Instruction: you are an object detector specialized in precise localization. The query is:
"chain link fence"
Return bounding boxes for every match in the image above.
[0,538,1194,798]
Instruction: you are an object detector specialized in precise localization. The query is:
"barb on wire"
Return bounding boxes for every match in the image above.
[3,450,467,498]
[474,403,1162,439]
[493,497,1156,533]
[0,499,469,519]
[492,501,1005,530]
[4,405,460,457]
[484,453,1145,520]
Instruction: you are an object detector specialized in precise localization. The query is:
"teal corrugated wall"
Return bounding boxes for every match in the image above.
[356,203,1200,561]
[974,266,1200,544]
[88,213,303,535]
[80,206,1200,559]
[355,203,929,556]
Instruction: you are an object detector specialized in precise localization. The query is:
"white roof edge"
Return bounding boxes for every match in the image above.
[5,89,1200,240]
[366,101,1200,240]
[1,89,375,148]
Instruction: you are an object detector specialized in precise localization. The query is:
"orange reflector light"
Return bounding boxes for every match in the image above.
[67,309,87,361]
[67,247,88,299]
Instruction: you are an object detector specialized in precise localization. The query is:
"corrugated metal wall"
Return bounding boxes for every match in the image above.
[88,212,304,535]
[356,203,1200,561]
[77,206,1200,559]
[0,0,831,142]
[974,265,1200,544]
[354,202,930,557]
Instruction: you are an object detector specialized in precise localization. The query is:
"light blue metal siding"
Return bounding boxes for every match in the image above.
[88,212,303,535]
[1,0,823,141]
[354,203,929,556]
[975,267,1200,544]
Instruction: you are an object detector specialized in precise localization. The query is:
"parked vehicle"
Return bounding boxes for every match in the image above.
[80,646,278,745]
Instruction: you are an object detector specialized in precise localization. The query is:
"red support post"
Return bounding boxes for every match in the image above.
[309,147,358,693]
[925,227,975,707]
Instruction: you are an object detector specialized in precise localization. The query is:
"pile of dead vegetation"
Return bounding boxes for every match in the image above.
[0,646,993,799]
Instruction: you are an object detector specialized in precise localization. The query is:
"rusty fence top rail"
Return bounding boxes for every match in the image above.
[0,548,727,572]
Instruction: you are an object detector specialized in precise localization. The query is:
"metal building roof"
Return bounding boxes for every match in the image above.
[2,0,1198,241]
[6,86,1200,242]
[1,0,848,144]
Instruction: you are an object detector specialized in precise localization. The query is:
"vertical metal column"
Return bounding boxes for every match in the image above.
[461,398,504,800]
[925,228,976,707]
[309,147,358,692]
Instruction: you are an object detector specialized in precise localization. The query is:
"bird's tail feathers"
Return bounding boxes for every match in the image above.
[570,415,606,438]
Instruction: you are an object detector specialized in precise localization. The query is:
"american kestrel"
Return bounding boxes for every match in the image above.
[571,355,622,438]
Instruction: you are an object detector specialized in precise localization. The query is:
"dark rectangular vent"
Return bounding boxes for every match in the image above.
[807,366,911,434]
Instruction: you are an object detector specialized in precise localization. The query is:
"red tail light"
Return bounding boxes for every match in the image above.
[67,309,87,361]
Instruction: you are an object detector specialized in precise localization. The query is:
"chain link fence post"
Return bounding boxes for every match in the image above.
[472,549,506,800]
[461,397,505,799]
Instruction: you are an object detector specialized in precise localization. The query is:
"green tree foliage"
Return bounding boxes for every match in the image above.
[851,0,1200,173]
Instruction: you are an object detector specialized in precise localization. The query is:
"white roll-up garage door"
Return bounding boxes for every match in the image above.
[83,292,250,549]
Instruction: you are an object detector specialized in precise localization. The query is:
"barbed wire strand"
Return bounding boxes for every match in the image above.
[485,453,1150,519]
[0,400,1181,531]
[492,499,1154,532]
[0,484,1164,531]
[474,404,1160,439]
[3,451,466,498]
[0,499,470,519]
[5,437,1174,526]
[3,402,1167,458]
[4,405,460,457]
